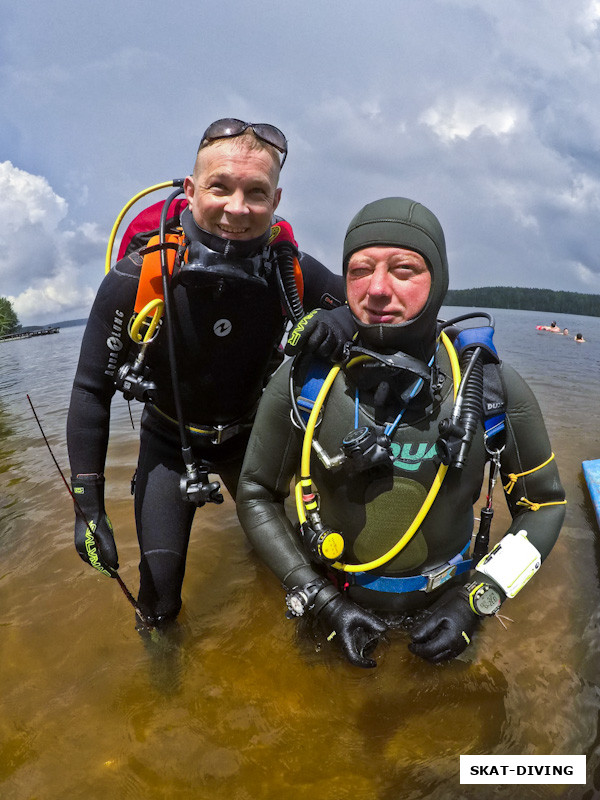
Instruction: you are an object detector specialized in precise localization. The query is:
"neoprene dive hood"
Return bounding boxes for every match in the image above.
[343,197,449,360]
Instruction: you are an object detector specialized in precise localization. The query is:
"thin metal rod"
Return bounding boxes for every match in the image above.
[26,394,153,631]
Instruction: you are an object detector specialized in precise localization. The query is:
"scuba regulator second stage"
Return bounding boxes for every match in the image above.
[340,426,393,473]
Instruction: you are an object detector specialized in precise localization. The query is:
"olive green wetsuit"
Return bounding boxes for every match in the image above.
[236,344,566,616]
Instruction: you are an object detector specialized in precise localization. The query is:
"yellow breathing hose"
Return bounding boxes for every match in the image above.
[295,330,461,573]
[104,180,178,274]
[298,365,342,510]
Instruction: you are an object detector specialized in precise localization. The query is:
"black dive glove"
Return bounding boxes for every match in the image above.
[317,593,388,668]
[71,475,119,577]
[408,586,480,663]
[284,305,357,363]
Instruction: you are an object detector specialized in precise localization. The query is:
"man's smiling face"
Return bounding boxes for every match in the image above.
[183,139,281,240]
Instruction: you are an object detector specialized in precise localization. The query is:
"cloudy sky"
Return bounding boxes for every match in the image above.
[2,0,600,325]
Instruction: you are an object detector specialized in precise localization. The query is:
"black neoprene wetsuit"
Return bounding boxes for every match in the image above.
[67,208,344,622]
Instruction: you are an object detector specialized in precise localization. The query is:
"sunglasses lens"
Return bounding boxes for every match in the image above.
[252,124,287,154]
[201,118,247,141]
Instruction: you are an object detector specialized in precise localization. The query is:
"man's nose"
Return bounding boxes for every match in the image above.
[224,190,249,215]
[368,265,392,296]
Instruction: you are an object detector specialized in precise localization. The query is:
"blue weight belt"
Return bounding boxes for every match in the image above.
[347,541,472,593]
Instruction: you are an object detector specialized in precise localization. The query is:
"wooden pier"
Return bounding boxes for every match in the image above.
[0,327,59,342]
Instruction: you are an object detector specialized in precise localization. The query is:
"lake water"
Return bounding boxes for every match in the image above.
[1,306,600,800]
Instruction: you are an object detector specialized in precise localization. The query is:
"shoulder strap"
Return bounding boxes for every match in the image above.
[133,231,185,314]
[296,358,331,424]
[450,322,507,445]
[482,362,506,443]
[118,198,188,261]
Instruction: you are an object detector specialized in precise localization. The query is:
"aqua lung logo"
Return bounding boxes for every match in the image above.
[390,442,438,472]
[104,310,125,376]
[213,318,232,337]
[107,337,122,351]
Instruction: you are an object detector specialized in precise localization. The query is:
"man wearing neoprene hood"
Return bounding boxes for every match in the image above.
[66,119,345,630]
[236,196,566,667]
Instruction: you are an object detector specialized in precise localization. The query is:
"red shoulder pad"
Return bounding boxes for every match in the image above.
[268,219,298,249]
[117,198,188,261]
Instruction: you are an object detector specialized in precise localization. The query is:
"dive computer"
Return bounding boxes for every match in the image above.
[465,580,503,616]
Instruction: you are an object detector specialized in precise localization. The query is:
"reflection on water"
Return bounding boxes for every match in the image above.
[1,311,600,799]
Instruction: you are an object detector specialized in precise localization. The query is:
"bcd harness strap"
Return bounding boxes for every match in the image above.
[297,348,507,443]
[134,234,183,315]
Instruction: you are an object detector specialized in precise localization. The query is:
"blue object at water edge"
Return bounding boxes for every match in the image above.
[583,459,600,530]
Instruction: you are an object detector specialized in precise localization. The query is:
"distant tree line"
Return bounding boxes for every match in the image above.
[0,297,19,336]
[445,286,600,317]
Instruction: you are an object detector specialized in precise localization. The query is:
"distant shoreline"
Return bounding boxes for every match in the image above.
[16,318,88,333]
[0,326,60,342]
[445,287,600,317]
[14,285,600,334]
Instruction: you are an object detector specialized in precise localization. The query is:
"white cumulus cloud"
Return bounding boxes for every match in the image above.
[420,98,520,142]
[0,162,104,325]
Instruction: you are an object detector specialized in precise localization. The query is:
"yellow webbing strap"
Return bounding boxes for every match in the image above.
[503,453,556,494]
[516,497,567,512]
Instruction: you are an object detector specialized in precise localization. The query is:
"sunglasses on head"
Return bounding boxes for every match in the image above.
[198,118,288,166]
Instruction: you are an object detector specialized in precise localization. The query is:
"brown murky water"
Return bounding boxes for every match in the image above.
[1,307,600,799]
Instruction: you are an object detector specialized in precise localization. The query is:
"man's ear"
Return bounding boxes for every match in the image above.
[183,175,195,203]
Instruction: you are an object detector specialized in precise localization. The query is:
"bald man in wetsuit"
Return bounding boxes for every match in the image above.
[67,119,345,630]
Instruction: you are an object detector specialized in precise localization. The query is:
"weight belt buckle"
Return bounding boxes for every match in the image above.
[423,563,457,592]
[212,424,232,445]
